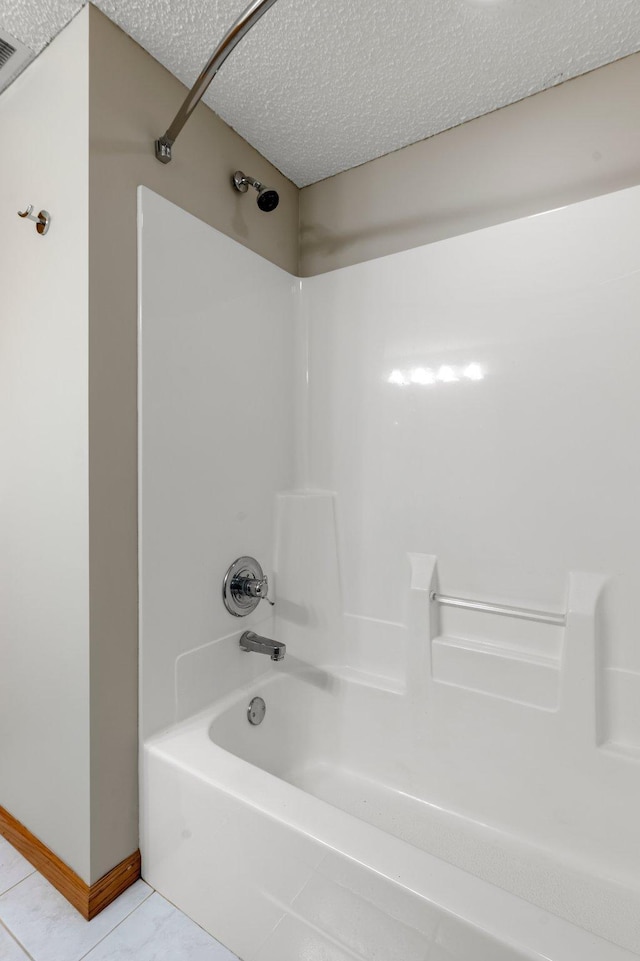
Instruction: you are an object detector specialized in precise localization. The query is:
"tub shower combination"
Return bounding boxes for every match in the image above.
[138,16,639,957]
[138,19,640,950]
[138,182,640,960]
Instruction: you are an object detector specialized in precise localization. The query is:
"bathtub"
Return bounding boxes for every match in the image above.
[141,663,638,961]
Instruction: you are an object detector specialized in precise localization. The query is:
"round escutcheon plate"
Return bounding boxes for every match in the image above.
[247,696,266,726]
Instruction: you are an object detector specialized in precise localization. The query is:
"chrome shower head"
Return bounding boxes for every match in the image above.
[232,170,279,212]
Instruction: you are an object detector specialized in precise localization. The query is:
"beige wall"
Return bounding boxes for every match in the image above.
[299,52,640,275]
[87,5,298,883]
[0,11,91,882]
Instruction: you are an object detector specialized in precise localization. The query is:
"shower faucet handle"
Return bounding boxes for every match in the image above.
[258,577,274,604]
[247,575,275,607]
[223,557,275,615]
[240,574,270,599]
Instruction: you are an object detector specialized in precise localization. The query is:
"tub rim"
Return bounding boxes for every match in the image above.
[144,688,637,961]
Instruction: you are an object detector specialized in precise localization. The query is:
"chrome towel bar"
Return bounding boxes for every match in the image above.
[429,592,566,627]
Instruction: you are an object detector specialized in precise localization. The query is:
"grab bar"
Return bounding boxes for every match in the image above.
[429,591,566,627]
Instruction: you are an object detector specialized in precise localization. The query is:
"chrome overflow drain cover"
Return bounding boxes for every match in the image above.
[247,696,266,726]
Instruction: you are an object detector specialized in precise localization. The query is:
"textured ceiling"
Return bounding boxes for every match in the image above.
[0,0,80,52]
[2,0,640,186]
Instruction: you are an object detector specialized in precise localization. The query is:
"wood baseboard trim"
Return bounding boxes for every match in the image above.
[86,848,141,920]
[0,805,141,920]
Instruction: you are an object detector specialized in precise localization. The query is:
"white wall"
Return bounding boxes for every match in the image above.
[138,189,297,739]
[139,184,640,761]
[303,186,640,712]
[0,11,90,880]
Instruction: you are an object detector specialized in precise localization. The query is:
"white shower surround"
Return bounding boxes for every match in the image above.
[138,186,640,959]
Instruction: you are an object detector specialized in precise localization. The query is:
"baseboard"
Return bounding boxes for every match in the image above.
[0,804,141,920]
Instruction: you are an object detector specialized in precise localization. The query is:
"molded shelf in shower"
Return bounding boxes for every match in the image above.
[432,634,560,711]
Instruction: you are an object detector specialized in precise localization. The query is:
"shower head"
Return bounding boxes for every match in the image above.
[232,171,279,212]
[257,188,279,212]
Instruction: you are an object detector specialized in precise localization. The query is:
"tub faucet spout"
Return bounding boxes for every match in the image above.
[239,631,285,662]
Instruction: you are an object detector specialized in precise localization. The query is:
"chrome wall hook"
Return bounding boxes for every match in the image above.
[18,204,51,236]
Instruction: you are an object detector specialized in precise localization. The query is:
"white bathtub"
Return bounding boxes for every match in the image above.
[141,663,638,961]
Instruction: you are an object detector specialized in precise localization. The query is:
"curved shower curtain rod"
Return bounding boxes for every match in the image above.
[155,0,280,163]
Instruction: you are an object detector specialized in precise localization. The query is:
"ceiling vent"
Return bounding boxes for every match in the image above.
[0,29,34,95]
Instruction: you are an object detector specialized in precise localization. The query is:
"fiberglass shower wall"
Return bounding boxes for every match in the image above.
[138,188,297,739]
[140,184,640,757]
[300,184,640,755]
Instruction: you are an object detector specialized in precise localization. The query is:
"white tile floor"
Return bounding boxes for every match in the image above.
[0,836,239,961]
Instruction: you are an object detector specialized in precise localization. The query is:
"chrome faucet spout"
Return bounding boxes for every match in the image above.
[239,631,285,662]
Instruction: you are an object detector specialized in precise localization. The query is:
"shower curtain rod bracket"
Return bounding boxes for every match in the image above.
[153,0,280,164]
[155,137,173,164]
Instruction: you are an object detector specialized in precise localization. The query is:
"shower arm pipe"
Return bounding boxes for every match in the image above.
[155,0,280,163]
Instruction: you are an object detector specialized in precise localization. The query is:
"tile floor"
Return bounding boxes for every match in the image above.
[0,836,239,961]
